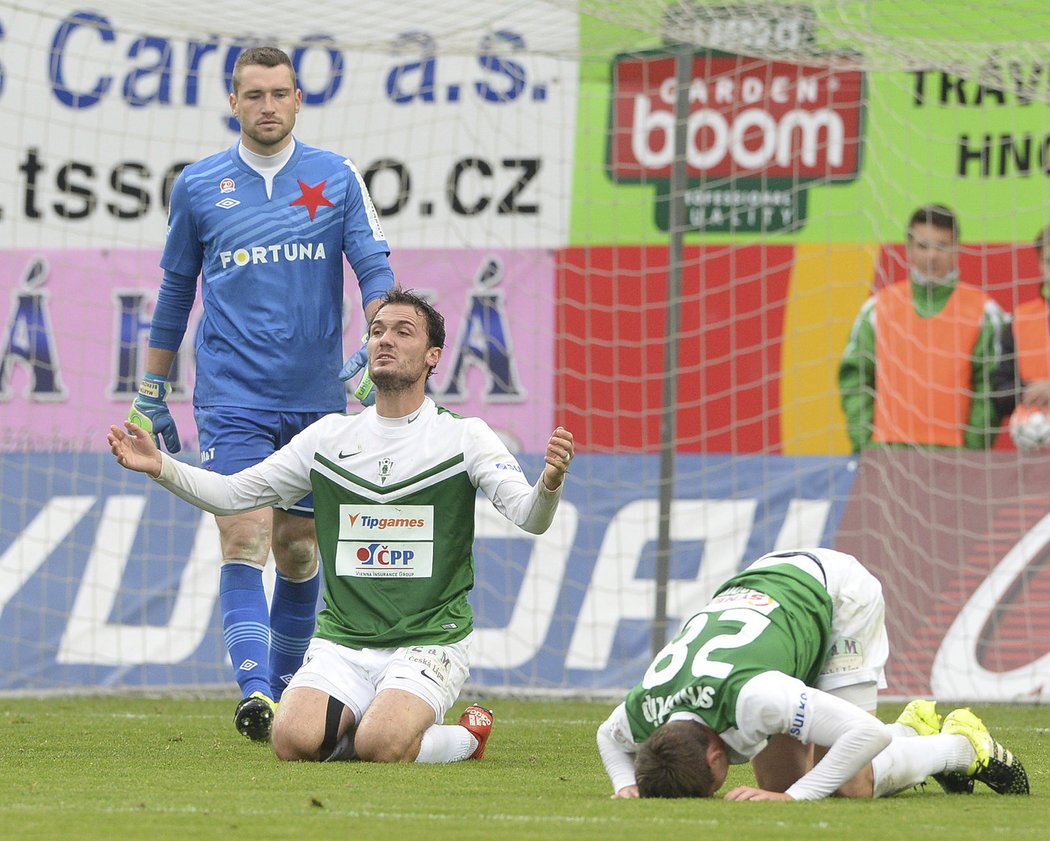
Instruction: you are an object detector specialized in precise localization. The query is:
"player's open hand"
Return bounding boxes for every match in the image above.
[1023,379,1050,408]
[108,421,164,478]
[723,786,794,801]
[542,426,575,491]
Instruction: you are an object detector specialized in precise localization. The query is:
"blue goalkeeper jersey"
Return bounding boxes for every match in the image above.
[159,140,390,411]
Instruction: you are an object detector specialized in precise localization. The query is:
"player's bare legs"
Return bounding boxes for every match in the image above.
[834,757,876,796]
[217,505,321,574]
[270,509,319,581]
[272,686,482,764]
[271,685,356,761]
[272,687,440,763]
[750,736,876,798]
[752,735,812,792]
[354,689,439,762]
[217,509,273,569]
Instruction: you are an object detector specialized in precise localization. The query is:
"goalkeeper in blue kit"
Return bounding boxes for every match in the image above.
[129,46,394,740]
[597,549,1030,799]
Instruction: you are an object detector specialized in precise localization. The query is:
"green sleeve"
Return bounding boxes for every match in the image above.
[838,298,877,454]
[965,306,1008,449]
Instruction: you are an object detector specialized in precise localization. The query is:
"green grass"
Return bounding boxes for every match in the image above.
[1,697,1045,840]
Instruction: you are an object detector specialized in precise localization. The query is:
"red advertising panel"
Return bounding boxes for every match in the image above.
[557,244,795,453]
[609,52,864,182]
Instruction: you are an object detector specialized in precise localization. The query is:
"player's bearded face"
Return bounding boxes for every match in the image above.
[367,305,439,393]
[231,64,301,154]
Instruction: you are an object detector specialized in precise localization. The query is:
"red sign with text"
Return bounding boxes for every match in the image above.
[609,52,865,182]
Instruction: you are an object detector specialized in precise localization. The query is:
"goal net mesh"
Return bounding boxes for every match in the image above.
[2,0,1049,700]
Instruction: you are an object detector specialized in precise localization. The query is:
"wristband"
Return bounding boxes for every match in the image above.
[138,373,168,401]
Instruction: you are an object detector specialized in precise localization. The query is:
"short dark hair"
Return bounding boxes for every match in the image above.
[374,287,446,378]
[636,720,717,798]
[232,46,296,92]
[907,204,959,241]
[1034,225,1050,257]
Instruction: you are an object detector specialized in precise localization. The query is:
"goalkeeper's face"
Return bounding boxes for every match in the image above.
[231,63,301,155]
[367,303,442,393]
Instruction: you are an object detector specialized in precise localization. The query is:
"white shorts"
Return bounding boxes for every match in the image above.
[747,548,889,708]
[286,635,472,723]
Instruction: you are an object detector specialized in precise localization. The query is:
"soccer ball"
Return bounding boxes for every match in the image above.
[1009,405,1050,452]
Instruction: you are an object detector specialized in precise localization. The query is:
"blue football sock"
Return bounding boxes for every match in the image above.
[268,569,320,700]
[219,562,271,699]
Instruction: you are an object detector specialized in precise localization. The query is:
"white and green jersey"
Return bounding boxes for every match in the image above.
[153,397,563,649]
[623,557,833,746]
[599,550,892,799]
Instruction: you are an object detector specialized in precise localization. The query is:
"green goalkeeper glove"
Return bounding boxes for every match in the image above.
[128,373,182,453]
[339,341,375,407]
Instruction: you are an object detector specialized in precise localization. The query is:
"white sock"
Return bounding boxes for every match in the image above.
[871,734,977,797]
[414,724,478,764]
[885,721,918,738]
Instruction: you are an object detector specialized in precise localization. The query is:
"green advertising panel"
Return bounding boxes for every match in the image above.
[572,1,1050,245]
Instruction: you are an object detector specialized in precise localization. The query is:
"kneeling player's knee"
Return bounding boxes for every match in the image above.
[354,723,419,763]
[271,720,320,762]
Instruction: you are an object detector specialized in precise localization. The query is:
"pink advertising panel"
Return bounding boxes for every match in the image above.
[0,248,554,454]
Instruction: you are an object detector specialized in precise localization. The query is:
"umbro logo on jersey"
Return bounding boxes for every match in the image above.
[216,197,240,209]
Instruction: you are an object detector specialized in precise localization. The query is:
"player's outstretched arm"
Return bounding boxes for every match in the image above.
[542,426,575,491]
[597,704,640,798]
[108,421,164,478]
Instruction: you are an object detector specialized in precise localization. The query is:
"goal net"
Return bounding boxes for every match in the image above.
[2,0,1049,701]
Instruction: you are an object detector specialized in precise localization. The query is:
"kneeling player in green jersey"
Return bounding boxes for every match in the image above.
[597,549,1029,799]
[110,288,575,765]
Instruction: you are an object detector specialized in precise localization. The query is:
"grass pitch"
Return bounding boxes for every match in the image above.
[1,697,1045,840]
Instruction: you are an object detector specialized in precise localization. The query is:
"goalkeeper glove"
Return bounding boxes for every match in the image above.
[339,341,375,407]
[128,373,182,453]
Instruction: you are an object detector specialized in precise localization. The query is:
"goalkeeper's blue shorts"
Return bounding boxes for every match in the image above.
[193,407,328,516]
